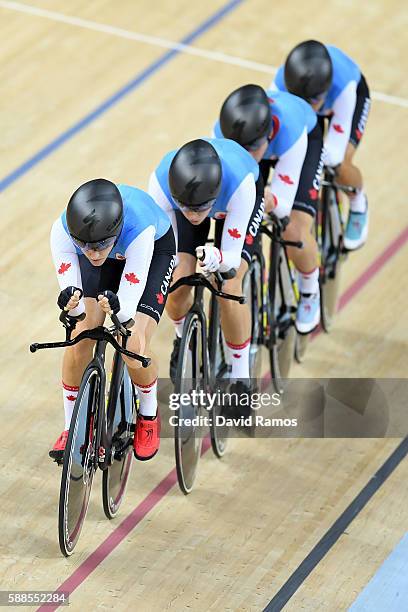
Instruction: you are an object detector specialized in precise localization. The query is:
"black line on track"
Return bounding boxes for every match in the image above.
[263,436,408,611]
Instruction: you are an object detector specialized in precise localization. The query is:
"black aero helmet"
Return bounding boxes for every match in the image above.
[284,40,333,100]
[169,139,222,207]
[66,179,123,243]
[219,84,272,147]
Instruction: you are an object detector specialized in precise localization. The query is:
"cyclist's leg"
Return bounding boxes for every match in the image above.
[218,258,251,378]
[165,212,211,379]
[285,123,324,333]
[217,175,264,380]
[121,228,176,459]
[62,299,104,388]
[336,74,370,193]
[337,75,371,249]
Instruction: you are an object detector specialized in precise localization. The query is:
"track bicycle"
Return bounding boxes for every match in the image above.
[30,311,150,556]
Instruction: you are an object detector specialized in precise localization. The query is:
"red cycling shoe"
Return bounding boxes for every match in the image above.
[49,430,69,462]
[133,412,160,461]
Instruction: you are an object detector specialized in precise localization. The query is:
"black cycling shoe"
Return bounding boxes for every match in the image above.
[226,380,253,420]
[170,336,181,384]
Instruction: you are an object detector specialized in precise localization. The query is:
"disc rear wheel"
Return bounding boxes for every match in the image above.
[102,366,136,519]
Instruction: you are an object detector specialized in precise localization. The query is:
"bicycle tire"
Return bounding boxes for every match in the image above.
[102,365,136,519]
[244,252,264,383]
[320,188,343,332]
[58,368,100,556]
[174,311,206,494]
[294,332,310,364]
[269,249,296,394]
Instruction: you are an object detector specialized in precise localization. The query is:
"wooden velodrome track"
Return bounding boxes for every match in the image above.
[1,1,407,610]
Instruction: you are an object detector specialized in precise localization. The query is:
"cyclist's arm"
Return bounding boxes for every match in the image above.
[116,226,155,323]
[50,218,85,316]
[324,81,357,167]
[148,171,178,249]
[269,128,308,218]
[219,174,257,271]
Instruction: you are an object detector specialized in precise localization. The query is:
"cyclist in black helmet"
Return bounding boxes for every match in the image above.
[149,138,264,387]
[49,179,176,462]
[215,84,325,334]
[273,40,371,251]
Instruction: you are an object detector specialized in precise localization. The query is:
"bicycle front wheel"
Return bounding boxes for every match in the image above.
[102,365,136,519]
[243,252,264,383]
[58,368,100,556]
[174,311,207,494]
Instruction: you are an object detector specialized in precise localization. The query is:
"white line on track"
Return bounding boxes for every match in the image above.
[1,0,408,109]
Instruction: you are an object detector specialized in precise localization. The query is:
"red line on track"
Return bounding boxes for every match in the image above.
[39,227,407,610]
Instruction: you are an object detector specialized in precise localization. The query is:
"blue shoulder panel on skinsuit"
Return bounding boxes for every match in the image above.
[274,45,361,113]
[61,184,170,257]
[155,138,259,217]
[264,90,316,158]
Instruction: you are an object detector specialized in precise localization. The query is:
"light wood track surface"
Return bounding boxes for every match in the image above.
[0,1,407,610]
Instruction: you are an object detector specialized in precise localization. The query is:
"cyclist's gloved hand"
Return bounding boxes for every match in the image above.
[57,286,83,311]
[196,245,222,274]
[98,290,120,315]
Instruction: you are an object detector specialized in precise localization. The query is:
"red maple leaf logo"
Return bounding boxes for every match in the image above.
[156,293,164,305]
[309,188,319,200]
[228,228,241,239]
[333,124,344,133]
[66,395,77,401]
[58,262,71,275]
[245,234,254,245]
[232,353,241,359]
[278,174,294,185]
[355,128,362,140]
[125,272,140,284]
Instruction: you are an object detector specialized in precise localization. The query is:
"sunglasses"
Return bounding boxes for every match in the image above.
[244,131,274,152]
[175,198,216,213]
[71,235,117,252]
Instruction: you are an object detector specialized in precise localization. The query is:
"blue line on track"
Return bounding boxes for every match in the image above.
[0,0,244,193]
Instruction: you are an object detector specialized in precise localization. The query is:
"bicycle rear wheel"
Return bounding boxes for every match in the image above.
[58,368,99,556]
[102,365,136,519]
[174,311,207,494]
[320,189,344,332]
[269,251,296,394]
